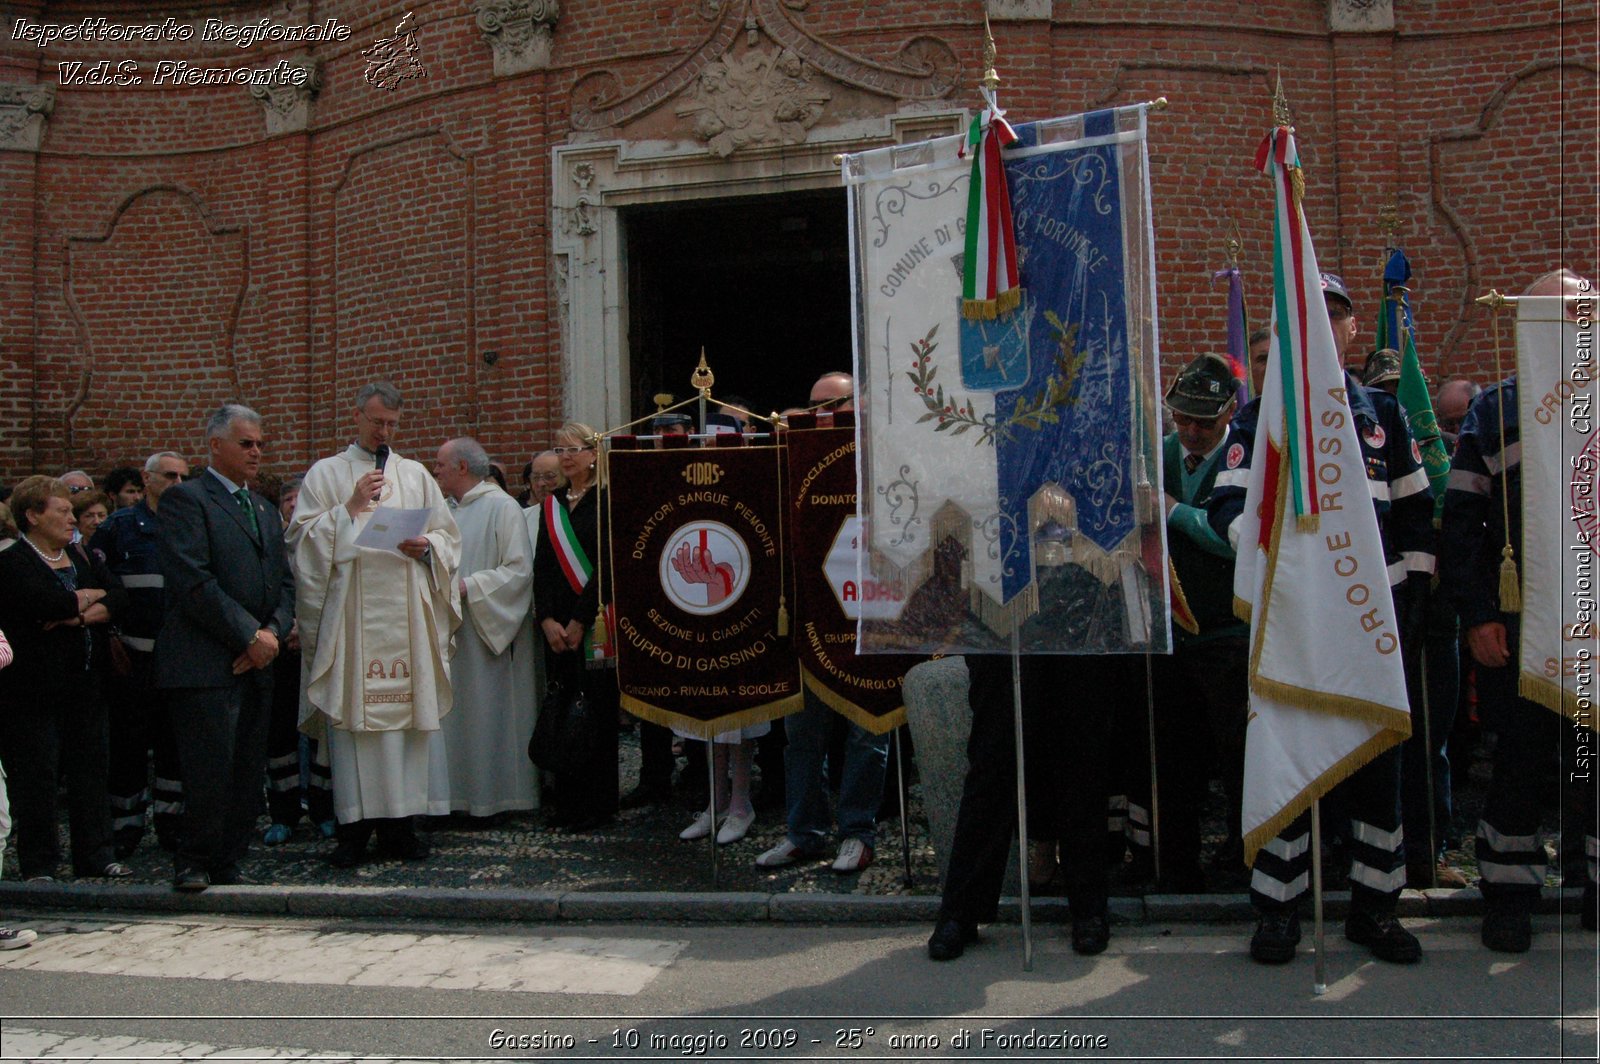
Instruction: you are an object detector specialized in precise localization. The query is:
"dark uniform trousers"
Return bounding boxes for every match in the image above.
[265,646,333,827]
[1401,588,1461,866]
[939,655,1113,925]
[1250,744,1407,915]
[168,669,272,874]
[1473,619,1598,910]
[107,648,184,849]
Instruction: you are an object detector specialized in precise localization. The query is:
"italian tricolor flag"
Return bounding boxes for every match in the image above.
[961,105,1021,320]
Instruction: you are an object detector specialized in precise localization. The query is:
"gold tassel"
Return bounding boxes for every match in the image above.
[1498,545,1522,613]
[1296,513,1319,533]
[776,595,790,637]
[593,606,611,651]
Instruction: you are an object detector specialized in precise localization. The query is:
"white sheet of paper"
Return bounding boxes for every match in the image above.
[353,505,430,553]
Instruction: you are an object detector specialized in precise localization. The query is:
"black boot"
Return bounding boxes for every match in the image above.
[329,820,372,868]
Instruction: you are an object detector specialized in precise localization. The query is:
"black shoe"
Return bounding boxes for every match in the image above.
[1344,909,1421,963]
[927,917,979,961]
[1481,907,1533,953]
[563,814,614,834]
[375,823,430,861]
[1070,913,1110,955]
[329,823,371,868]
[173,867,209,892]
[619,783,670,810]
[1250,909,1301,964]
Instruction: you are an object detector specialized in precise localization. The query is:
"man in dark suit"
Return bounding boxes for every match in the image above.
[156,403,295,891]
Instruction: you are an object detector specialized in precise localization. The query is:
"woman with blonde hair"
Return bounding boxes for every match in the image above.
[531,424,618,831]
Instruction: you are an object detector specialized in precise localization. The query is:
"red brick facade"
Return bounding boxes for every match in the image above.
[1,1,1594,483]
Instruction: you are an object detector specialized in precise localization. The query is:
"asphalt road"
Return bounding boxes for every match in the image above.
[1,908,1595,1061]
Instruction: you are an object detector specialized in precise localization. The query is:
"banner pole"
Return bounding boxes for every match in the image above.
[1144,651,1161,883]
[894,727,913,887]
[1311,798,1327,995]
[707,741,720,887]
[1011,625,1033,972]
[1419,642,1439,888]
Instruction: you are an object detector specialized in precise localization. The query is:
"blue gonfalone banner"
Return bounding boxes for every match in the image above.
[844,105,1169,654]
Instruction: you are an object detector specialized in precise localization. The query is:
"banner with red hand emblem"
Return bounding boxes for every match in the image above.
[607,442,802,736]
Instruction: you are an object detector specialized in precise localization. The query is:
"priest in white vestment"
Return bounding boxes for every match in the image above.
[434,438,538,817]
[288,382,461,867]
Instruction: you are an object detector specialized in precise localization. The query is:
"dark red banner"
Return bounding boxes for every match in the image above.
[786,421,918,733]
[607,444,802,736]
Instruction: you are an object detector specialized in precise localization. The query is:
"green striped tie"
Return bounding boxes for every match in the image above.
[234,487,260,538]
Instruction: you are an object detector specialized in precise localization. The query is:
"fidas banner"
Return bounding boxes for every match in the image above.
[786,418,916,733]
[607,442,802,736]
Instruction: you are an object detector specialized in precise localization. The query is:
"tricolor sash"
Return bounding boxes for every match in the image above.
[543,493,592,595]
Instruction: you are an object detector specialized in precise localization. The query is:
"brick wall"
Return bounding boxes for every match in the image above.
[1,0,1593,483]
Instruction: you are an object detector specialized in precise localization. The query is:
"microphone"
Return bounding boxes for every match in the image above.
[374,444,390,473]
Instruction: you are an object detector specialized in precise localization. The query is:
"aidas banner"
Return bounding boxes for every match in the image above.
[786,417,916,733]
[844,103,1169,655]
[607,441,801,736]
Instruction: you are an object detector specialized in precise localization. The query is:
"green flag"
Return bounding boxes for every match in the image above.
[1376,248,1450,519]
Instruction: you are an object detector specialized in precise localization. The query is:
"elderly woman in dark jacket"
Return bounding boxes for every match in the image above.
[0,475,132,880]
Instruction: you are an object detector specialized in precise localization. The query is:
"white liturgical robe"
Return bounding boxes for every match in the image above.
[289,444,461,821]
[444,479,538,815]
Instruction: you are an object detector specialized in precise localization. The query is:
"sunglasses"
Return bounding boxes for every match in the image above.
[157,471,189,482]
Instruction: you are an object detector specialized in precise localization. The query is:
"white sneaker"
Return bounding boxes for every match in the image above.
[716,810,755,845]
[831,838,875,873]
[755,838,805,867]
[0,927,38,950]
[679,811,717,841]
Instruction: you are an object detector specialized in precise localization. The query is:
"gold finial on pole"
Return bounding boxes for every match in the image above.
[691,348,715,395]
[1378,200,1401,246]
[1271,67,1292,128]
[980,9,1000,92]
[1223,218,1243,269]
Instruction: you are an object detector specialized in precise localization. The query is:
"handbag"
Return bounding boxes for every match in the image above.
[527,678,597,773]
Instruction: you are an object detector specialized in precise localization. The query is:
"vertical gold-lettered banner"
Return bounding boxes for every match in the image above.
[608,445,801,736]
[786,421,917,733]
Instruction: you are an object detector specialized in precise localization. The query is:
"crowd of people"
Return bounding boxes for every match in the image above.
[0,279,1593,969]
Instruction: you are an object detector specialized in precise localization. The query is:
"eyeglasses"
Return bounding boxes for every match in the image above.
[530,472,560,482]
[551,445,592,456]
[67,484,90,494]
[1171,413,1222,429]
[360,411,401,431]
[1327,306,1353,321]
[157,471,188,482]
[811,394,851,411]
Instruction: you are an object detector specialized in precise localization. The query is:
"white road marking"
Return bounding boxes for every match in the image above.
[0,920,683,996]
[2,1026,442,1062]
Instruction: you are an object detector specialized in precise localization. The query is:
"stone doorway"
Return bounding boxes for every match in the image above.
[625,190,849,423]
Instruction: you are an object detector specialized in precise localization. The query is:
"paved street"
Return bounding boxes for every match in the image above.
[1,909,1594,1061]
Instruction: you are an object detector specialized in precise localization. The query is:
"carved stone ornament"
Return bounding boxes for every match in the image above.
[0,83,56,152]
[1329,0,1395,32]
[475,0,559,76]
[676,46,830,157]
[248,56,320,136]
[571,0,955,132]
[985,0,1051,20]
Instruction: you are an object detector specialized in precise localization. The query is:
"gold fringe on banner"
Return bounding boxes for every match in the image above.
[1170,564,1200,635]
[800,666,907,736]
[1520,673,1583,721]
[1242,729,1399,867]
[1233,594,1253,624]
[619,692,804,741]
[961,287,1022,322]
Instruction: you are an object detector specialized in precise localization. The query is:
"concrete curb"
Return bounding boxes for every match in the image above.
[2,881,1586,924]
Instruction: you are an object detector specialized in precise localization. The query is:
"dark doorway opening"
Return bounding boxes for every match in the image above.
[625,189,851,426]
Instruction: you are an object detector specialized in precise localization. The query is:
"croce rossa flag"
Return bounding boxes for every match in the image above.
[1516,294,1594,719]
[1234,125,1412,862]
[607,441,802,737]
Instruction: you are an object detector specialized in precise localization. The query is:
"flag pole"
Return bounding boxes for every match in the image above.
[1144,651,1162,882]
[1011,622,1034,972]
[1311,799,1328,995]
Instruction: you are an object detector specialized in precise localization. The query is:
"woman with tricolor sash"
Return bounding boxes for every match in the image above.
[532,423,619,831]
